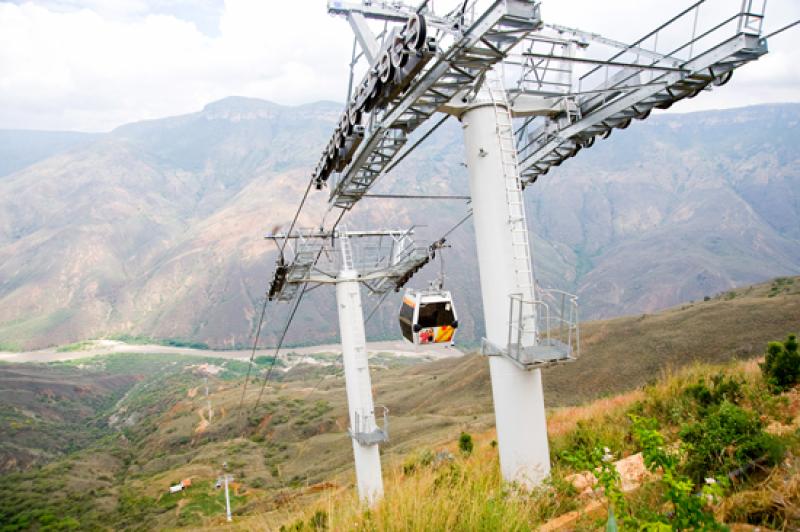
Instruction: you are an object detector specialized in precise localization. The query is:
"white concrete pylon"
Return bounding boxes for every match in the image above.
[459,96,551,488]
[336,269,384,504]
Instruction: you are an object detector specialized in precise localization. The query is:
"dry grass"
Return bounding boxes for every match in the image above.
[236,434,581,532]
[547,390,644,438]
[717,454,800,530]
[542,275,800,406]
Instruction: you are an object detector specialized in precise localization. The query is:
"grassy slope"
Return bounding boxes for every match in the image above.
[0,364,139,471]
[259,360,800,531]
[0,276,797,530]
[543,275,800,405]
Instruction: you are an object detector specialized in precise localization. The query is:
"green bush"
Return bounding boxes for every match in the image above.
[679,401,783,484]
[630,415,726,530]
[458,432,473,455]
[760,334,800,392]
[551,417,630,462]
[684,372,744,410]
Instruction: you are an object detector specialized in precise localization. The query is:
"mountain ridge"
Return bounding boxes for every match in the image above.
[0,98,798,349]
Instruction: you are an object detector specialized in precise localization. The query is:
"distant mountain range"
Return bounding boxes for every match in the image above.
[1,97,798,349]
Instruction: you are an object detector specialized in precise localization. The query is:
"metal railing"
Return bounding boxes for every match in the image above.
[577,0,765,96]
[514,0,767,170]
[350,405,389,446]
[537,287,580,357]
[506,287,579,365]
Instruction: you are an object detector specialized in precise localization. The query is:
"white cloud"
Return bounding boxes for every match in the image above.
[0,0,798,131]
[0,0,354,130]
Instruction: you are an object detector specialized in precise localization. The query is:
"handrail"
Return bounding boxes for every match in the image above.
[580,6,763,90]
[515,1,765,170]
[580,0,707,82]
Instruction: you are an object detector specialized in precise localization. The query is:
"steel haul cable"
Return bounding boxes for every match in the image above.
[249,208,347,414]
[237,295,270,415]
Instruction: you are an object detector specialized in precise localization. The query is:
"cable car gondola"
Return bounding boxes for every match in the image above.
[398,288,458,345]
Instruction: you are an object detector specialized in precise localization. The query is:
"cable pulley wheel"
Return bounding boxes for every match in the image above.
[713,70,733,86]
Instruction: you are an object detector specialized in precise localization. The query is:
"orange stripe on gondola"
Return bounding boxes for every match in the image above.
[434,326,454,343]
[402,296,416,308]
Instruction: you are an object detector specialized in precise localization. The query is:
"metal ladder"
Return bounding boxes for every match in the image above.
[485,69,537,310]
[339,230,355,272]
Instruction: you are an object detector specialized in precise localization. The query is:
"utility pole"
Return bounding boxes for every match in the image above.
[205,376,212,422]
[220,461,232,523]
[223,474,231,523]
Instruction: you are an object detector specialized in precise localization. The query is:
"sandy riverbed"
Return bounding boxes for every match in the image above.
[0,339,464,364]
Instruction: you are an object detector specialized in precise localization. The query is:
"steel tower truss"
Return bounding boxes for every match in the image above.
[319,0,770,209]
[266,228,431,301]
[326,0,543,209]
[511,0,769,185]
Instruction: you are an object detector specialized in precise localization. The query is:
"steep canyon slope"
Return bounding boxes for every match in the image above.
[0,98,798,349]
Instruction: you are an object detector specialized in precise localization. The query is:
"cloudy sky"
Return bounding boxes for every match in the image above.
[1,0,798,132]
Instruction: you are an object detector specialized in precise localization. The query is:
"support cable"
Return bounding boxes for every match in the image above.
[365,290,392,325]
[252,283,309,410]
[238,177,315,415]
[250,209,348,413]
[762,19,800,40]
[278,179,314,260]
[441,210,473,240]
[237,294,270,414]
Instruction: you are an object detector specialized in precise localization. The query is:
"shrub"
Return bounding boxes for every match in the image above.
[551,417,630,462]
[630,415,726,530]
[760,334,800,392]
[679,401,783,484]
[458,432,473,455]
[684,372,744,410]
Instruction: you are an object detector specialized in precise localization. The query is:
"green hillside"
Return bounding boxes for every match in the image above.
[0,275,798,530]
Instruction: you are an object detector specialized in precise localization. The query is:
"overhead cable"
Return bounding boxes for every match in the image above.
[250,208,347,412]
[237,295,270,414]
[763,19,800,40]
[278,179,315,260]
[252,283,309,410]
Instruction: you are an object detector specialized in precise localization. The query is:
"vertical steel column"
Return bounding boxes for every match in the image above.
[336,269,384,504]
[460,101,551,488]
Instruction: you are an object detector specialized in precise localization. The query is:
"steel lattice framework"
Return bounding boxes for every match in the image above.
[269,0,771,301]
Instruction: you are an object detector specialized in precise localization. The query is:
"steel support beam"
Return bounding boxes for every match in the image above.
[347,12,380,64]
